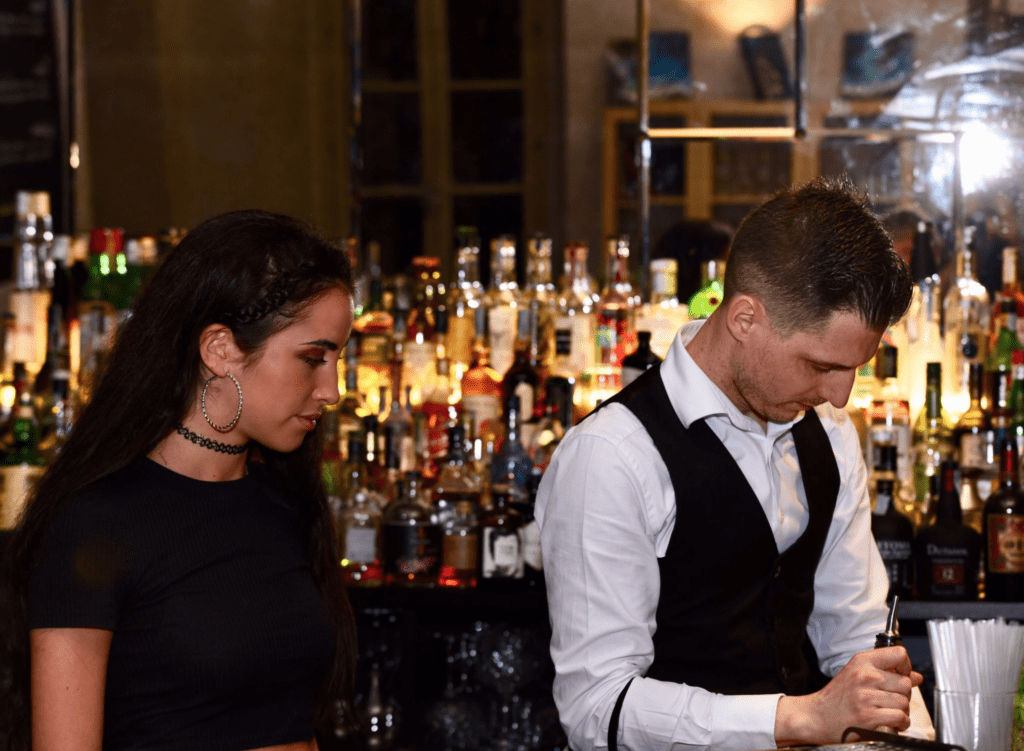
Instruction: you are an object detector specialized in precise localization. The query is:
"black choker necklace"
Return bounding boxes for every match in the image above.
[175,424,249,455]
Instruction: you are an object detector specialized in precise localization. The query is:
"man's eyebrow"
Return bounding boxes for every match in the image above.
[301,339,339,351]
[808,357,858,370]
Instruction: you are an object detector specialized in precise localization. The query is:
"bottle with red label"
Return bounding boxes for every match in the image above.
[914,459,981,600]
[984,435,1024,601]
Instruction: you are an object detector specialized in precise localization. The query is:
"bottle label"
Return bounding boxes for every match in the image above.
[555,314,596,373]
[383,524,440,577]
[514,381,535,421]
[874,490,892,515]
[481,527,524,579]
[10,290,50,368]
[343,526,378,564]
[448,315,474,365]
[554,325,572,356]
[359,333,390,365]
[0,464,44,530]
[988,514,1024,573]
[443,532,478,570]
[520,519,543,571]
[462,394,501,439]
[488,307,517,375]
[960,433,987,469]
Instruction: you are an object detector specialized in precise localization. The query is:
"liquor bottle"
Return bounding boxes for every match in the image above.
[485,235,522,377]
[994,245,1024,343]
[621,331,662,387]
[557,240,600,304]
[527,396,566,472]
[404,256,443,404]
[420,308,460,461]
[338,339,370,458]
[902,222,943,420]
[871,444,915,601]
[912,363,954,516]
[339,441,385,587]
[77,228,122,404]
[1012,350,1024,457]
[634,258,688,359]
[490,396,534,505]
[461,307,504,449]
[987,298,1023,428]
[553,241,596,377]
[343,237,367,318]
[431,424,482,528]
[865,344,913,496]
[40,368,73,461]
[595,235,637,367]
[524,233,558,369]
[479,484,524,589]
[984,435,1024,600]
[438,499,479,588]
[0,391,46,530]
[502,308,542,426]
[32,192,54,290]
[352,242,393,413]
[942,223,989,421]
[381,470,442,587]
[319,403,346,499]
[448,226,483,381]
[954,362,991,470]
[914,459,982,600]
[382,388,413,484]
[687,258,726,320]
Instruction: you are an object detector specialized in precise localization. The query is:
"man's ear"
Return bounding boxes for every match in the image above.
[722,293,762,343]
[198,324,245,376]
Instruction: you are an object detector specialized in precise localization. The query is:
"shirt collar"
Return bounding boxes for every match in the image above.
[662,319,802,437]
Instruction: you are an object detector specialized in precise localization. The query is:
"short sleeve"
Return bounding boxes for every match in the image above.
[26,493,129,631]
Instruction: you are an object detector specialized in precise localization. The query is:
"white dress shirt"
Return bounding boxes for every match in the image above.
[535,320,933,751]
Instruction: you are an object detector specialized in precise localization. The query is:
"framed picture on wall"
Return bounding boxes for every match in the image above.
[605,32,693,105]
[840,30,914,99]
[739,26,792,100]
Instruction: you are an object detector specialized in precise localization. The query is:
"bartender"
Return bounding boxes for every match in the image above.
[536,178,935,750]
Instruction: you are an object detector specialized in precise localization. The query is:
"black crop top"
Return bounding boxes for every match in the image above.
[26,458,334,751]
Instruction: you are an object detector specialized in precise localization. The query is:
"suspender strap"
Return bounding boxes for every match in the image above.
[608,678,634,751]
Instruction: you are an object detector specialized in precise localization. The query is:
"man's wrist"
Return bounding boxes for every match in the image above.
[775,694,815,747]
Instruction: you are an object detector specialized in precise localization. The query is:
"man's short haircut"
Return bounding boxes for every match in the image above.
[722,176,914,337]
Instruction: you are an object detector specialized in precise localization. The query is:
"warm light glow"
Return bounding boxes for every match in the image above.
[683,0,817,37]
[650,126,796,140]
[959,123,1014,194]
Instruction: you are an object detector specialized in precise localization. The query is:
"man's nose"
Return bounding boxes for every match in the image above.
[824,369,858,409]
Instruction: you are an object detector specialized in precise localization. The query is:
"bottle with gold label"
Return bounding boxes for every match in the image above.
[984,435,1024,600]
[0,390,46,530]
[448,226,483,381]
[485,235,522,378]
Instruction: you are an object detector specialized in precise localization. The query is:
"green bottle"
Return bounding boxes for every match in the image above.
[911,362,953,521]
[687,258,726,320]
[0,390,46,530]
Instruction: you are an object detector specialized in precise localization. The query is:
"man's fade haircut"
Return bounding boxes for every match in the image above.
[722,176,913,337]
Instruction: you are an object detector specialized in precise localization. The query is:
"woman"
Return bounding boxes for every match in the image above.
[0,210,358,751]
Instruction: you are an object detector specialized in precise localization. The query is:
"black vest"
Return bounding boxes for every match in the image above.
[594,363,839,696]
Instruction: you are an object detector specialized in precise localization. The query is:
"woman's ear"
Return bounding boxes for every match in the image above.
[198,324,244,376]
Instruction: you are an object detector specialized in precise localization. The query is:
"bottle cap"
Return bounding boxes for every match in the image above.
[926,362,942,383]
[637,331,652,345]
[876,443,897,472]
[1014,350,1024,366]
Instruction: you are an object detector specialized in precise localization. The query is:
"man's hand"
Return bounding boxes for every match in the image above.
[773,647,923,746]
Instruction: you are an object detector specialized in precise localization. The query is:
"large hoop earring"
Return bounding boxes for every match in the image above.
[202,373,243,432]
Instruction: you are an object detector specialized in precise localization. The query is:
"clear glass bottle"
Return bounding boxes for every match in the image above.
[686,258,726,320]
[381,471,441,587]
[447,226,483,382]
[942,224,989,422]
[485,235,522,377]
[404,256,443,405]
[438,499,479,589]
[865,344,912,497]
[338,339,370,458]
[420,308,460,462]
[490,396,534,505]
[352,241,393,414]
[524,233,558,369]
[339,454,385,588]
[954,362,991,472]
[912,362,954,521]
[553,241,596,377]
[634,258,688,359]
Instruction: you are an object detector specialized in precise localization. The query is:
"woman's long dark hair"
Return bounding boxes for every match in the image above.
[0,210,357,750]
